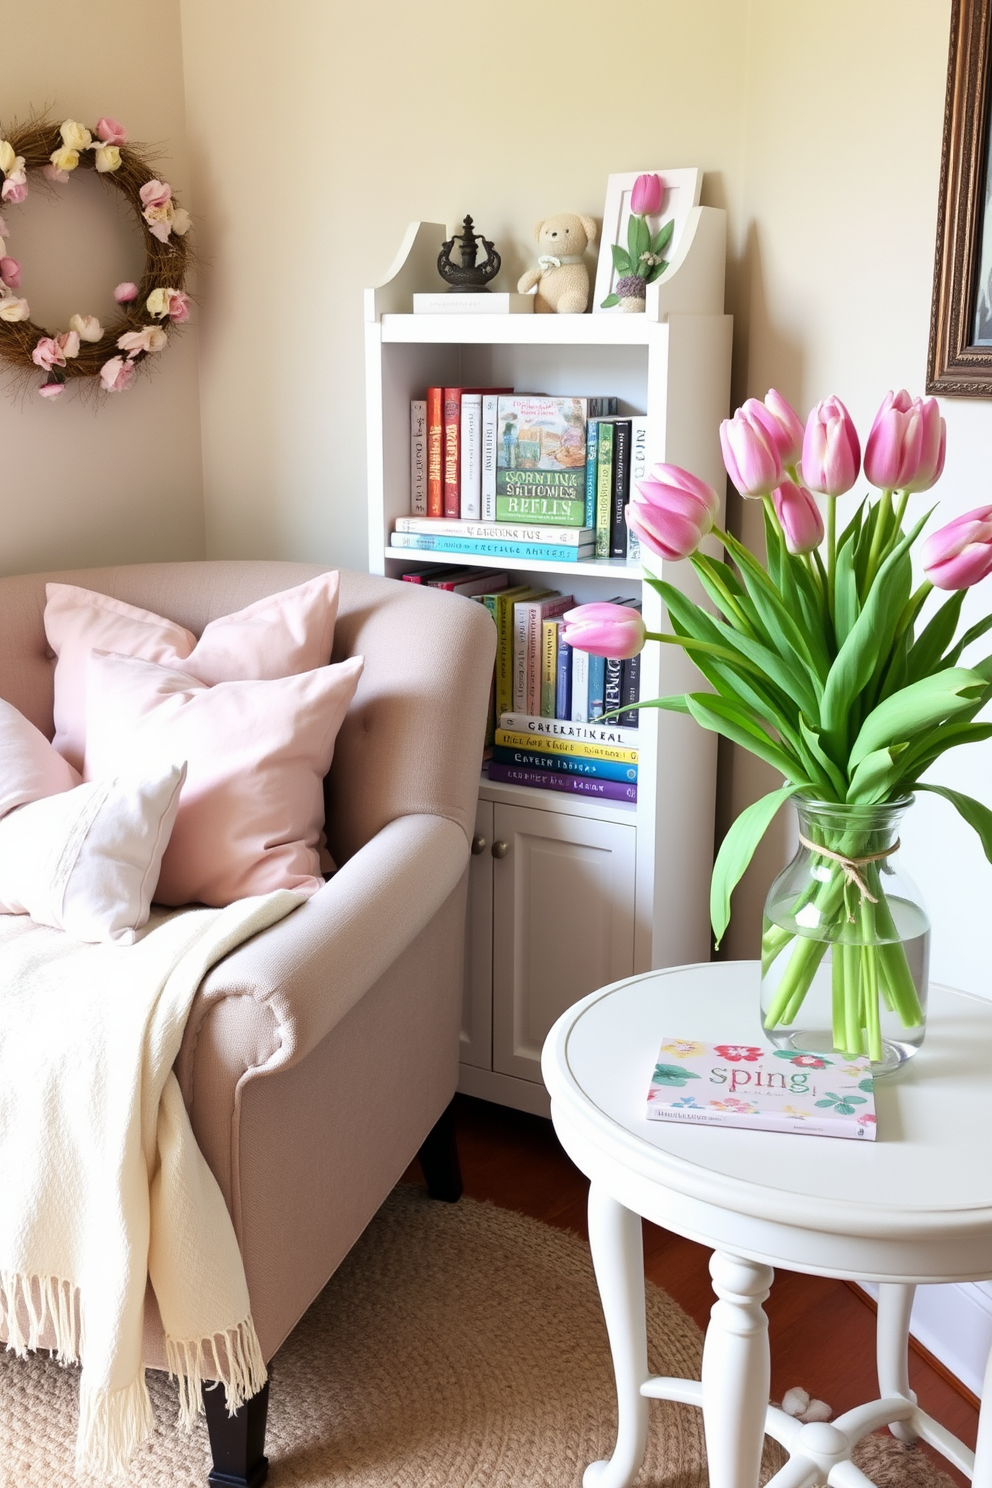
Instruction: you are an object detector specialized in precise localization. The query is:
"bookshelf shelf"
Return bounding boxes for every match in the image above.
[365,218,733,1116]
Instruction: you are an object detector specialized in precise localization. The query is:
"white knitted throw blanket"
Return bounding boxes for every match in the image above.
[0,890,305,1477]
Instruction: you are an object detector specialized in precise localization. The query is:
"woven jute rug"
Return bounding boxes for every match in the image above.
[0,1184,958,1487]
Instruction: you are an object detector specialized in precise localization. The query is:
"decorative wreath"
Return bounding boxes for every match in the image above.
[0,115,191,398]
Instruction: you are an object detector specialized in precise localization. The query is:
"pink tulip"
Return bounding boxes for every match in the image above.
[630,173,663,216]
[760,389,805,468]
[99,356,136,392]
[720,401,784,498]
[0,256,19,288]
[114,281,139,303]
[801,395,861,496]
[95,117,127,145]
[864,389,946,493]
[921,505,992,589]
[627,463,720,561]
[560,603,647,660]
[771,481,824,556]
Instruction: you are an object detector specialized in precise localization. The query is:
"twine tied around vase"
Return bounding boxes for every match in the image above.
[797,833,901,920]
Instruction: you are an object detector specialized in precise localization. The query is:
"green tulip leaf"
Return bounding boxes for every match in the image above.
[833,529,861,648]
[710,783,808,947]
[644,260,669,283]
[651,219,674,255]
[797,717,847,799]
[686,693,804,780]
[848,667,986,770]
[610,244,633,274]
[905,588,966,680]
[846,744,909,804]
[600,293,620,308]
[915,783,992,865]
[944,607,992,667]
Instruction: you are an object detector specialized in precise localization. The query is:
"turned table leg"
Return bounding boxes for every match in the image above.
[702,1250,774,1488]
[583,1181,651,1488]
[876,1282,918,1444]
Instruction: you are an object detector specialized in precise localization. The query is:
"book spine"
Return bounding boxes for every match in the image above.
[610,419,632,558]
[595,421,614,557]
[432,571,509,598]
[498,712,642,747]
[389,534,593,562]
[487,762,637,803]
[627,416,648,563]
[527,596,572,713]
[588,652,606,720]
[443,388,462,518]
[584,418,599,529]
[494,495,587,526]
[481,393,500,520]
[513,597,534,713]
[495,727,639,763]
[570,647,589,723]
[427,387,443,517]
[541,619,559,718]
[492,746,637,783]
[460,393,482,520]
[394,517,592,545]
[555,630,572,721]
[619,650,641,727]
[494,595,517,721]
[604,656,623,718]
[410,400,427,515]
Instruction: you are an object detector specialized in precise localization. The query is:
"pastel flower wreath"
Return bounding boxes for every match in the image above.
[0,115,191,398]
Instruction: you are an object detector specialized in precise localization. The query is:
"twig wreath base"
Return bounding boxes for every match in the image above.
[0,115,191,398]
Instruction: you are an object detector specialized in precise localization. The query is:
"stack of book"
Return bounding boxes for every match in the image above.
[399,392,644,565]
[488,713,640,805]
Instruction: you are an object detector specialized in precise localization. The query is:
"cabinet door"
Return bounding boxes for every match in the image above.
[491,803,636,1084]
[461,799,494,1069]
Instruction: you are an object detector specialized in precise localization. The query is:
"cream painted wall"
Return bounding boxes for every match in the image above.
[0,2,204,578]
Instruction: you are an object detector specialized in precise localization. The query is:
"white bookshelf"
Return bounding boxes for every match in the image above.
[365,216,733,1114]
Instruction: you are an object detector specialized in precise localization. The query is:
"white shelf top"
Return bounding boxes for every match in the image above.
[378,313,669,347]
[383,547,643,581]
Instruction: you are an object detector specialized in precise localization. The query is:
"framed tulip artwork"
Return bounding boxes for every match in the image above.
[592,167,701,315]
[929,0,992,394]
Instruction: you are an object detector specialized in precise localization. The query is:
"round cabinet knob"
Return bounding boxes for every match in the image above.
[471,834,487,856]
[491,840,509,859]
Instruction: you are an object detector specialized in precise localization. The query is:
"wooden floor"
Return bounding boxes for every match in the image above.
[407,1093,981,1486]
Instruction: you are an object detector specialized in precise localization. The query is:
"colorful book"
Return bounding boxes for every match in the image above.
[595,419,615,557]
[604,656,624,718]
[584,418,599,530]
[460,392,482,519]
[400,563,473,585]
[426,387,444,517]
[609,419,632,558]
[495,395,588,524]
[627,416,648,563]
[619,650,641,727]
[514,593,572,714]
[646,1038,876,1140]
[487,763,637,803]
[389,533,595,562]
[482,392,501,520]
[492,746,637,783]
[443,387,463,518]
[410,399,427,515]
[494,728,639,764]
[427,568,508,597]
[587,397,619,417]
[555,628,573,722]
[588,652,606,720]
[541,618,561,718]
[394,518,594,546]
[570,646,589,723]
[491,586,545,720]
[498,713,642,748]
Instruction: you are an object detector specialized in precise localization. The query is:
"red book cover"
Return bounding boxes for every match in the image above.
[427,387,443,517]
[443,388,462,518]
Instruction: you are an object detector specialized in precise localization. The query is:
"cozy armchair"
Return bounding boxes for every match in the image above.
[0,559,496,1486]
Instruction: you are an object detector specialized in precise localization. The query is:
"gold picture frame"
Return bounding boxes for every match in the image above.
[929,0,992,394]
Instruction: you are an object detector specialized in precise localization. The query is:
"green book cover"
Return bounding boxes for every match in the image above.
[595,421,615,557]
[496,395,587,524]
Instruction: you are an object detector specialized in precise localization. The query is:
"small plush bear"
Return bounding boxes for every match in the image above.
[517,212,597,314]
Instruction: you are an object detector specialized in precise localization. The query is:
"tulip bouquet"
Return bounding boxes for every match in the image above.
[560,389,992,1064]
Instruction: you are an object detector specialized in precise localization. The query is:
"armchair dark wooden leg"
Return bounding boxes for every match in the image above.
[417,1099,463,1202]
[203,1378,270,1488]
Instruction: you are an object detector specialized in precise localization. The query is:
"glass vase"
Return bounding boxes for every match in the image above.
[760,797,929,1075]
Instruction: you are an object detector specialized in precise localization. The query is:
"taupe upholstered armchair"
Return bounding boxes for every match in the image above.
[0,560,496,1486]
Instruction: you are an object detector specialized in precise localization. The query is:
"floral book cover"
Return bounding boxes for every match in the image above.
[646,1038,876,1141]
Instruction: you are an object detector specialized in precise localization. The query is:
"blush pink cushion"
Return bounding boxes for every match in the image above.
[0,697,82,817]
[45,572,340,771]
[82,651,364,908]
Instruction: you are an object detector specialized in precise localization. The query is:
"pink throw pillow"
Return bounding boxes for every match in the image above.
[0,697,82,817]
[82,651,364,907]
[45,572,340,771]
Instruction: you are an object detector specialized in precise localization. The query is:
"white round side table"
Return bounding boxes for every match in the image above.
[540,961,992,1488]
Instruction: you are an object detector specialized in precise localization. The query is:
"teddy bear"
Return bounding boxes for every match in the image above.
[517,212,597,314]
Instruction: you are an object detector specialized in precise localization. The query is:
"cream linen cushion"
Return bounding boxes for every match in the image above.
[45,572,340,771]
[82,651,364,908]
[0,763,186,943]
[0,696,81,816]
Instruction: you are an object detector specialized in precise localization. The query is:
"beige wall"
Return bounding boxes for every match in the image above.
[0,0,204,578]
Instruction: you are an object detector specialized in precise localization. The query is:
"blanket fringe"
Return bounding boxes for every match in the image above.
[1,1269,79,1363]
[165,1315,268,1430]
[77,1373,155,1478]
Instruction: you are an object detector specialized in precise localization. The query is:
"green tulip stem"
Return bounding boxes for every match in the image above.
[864,489,894,590]
[826,494,837,620]
[891,488,910,535]
[647,631,769,680]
